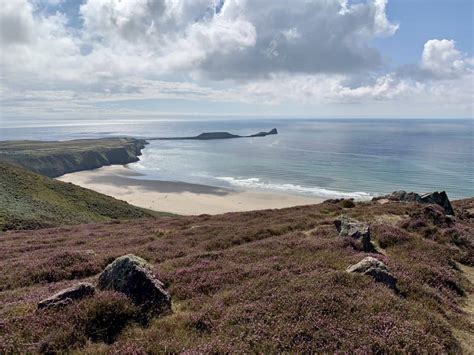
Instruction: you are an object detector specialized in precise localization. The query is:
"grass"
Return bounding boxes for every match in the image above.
[0,197,472,353]
[0,161,156,231]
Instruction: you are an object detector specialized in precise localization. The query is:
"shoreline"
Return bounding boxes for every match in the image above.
[57,165,325,215]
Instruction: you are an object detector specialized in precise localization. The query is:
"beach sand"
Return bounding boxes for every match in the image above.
[57,165,324,215]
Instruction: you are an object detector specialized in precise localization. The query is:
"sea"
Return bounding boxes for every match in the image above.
[1,118,473,200]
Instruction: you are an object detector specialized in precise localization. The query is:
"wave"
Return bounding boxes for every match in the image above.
[215,176,373,200]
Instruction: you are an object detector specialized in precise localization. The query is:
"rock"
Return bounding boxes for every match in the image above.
[38,282,95,309]
[420,205,454,227]
[334,216,375,252]
[389,190,422,202]
[346,256,397,290]
[420,191,454,215]
[373,190,454,215]
[97,254,171,314]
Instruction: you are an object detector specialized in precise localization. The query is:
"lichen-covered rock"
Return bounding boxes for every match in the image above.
[97,254,171,314]
[347,256,397,290]
[38,282,95,309]
[334,216,374,252]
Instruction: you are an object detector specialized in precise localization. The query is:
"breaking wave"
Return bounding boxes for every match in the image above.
[215,176,373,200]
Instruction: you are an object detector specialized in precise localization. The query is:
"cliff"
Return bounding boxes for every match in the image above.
[0,138,147,177]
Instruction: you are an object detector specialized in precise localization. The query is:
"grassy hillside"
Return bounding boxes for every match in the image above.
[0,138,147,177]
[0,161,153,231]
[0,197,472,353]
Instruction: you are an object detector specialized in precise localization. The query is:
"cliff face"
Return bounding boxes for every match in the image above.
[0,138,147,177]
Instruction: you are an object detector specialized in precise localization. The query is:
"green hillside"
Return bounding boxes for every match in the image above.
[0,161,153,231]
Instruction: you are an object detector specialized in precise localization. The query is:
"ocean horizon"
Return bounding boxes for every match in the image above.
[2,118,473,200]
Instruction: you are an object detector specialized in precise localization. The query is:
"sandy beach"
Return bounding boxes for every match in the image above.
[57,165,324,215]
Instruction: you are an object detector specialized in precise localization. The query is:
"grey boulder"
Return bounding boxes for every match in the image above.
[347,256,397,290]
[419,191,454,216]
[334,216,375,252]
[98,254,171,314]
[374,190,454,215]
[388,190,421,202]
[38,282,95,309]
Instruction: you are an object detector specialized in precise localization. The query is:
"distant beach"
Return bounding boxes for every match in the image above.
[57,165,324,215]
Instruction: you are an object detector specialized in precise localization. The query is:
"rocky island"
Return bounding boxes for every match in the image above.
[148,128,278,140]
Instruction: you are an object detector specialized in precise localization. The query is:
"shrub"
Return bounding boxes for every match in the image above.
[341,199,355,208]
[78,291,140,344]
[27,251,101,285]
[372,224,411,248]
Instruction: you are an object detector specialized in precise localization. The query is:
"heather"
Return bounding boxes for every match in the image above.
[0,198,473,353]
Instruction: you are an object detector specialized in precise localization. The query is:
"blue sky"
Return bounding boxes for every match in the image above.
[376,0,473,66]
[0,0,473,120]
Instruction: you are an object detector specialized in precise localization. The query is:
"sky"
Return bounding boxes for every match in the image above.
[0,0,473,121]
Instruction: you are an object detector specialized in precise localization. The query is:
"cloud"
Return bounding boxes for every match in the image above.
[197,0,399,79]
[0,0,35,45]
[0,0,472,119]
[421,39,473,79]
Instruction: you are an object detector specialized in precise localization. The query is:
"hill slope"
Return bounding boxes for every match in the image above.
[1,197,473,353]
[0,161,153,230]
[0,138,147,177]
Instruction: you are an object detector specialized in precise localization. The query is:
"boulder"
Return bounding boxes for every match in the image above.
[38,282,95,309]
[346,256,397,290]
[374,190,454,215]
[420,191,454,215]
[388,190,422,202]
[334,216,375,252]
[97,254,171,314]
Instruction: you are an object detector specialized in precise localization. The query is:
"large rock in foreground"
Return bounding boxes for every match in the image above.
[347,256,397,290]
[38,282,95,309]
[98,255,171,314]
[334,216,375,252]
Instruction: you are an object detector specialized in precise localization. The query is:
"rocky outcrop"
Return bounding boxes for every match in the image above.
[374,190,454,215]
[248,128,278,137]
[38,282,95,309]
[347,257,397,290]
[150,128,278,141]
[419,191,454,215]
[98,255,171,315]
[334,216,375,252]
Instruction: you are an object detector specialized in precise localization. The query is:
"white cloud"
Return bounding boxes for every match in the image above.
[421,39,473,79]
[0,1,472,119]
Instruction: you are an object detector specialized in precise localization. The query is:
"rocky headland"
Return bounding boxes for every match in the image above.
[0,138,148,178]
